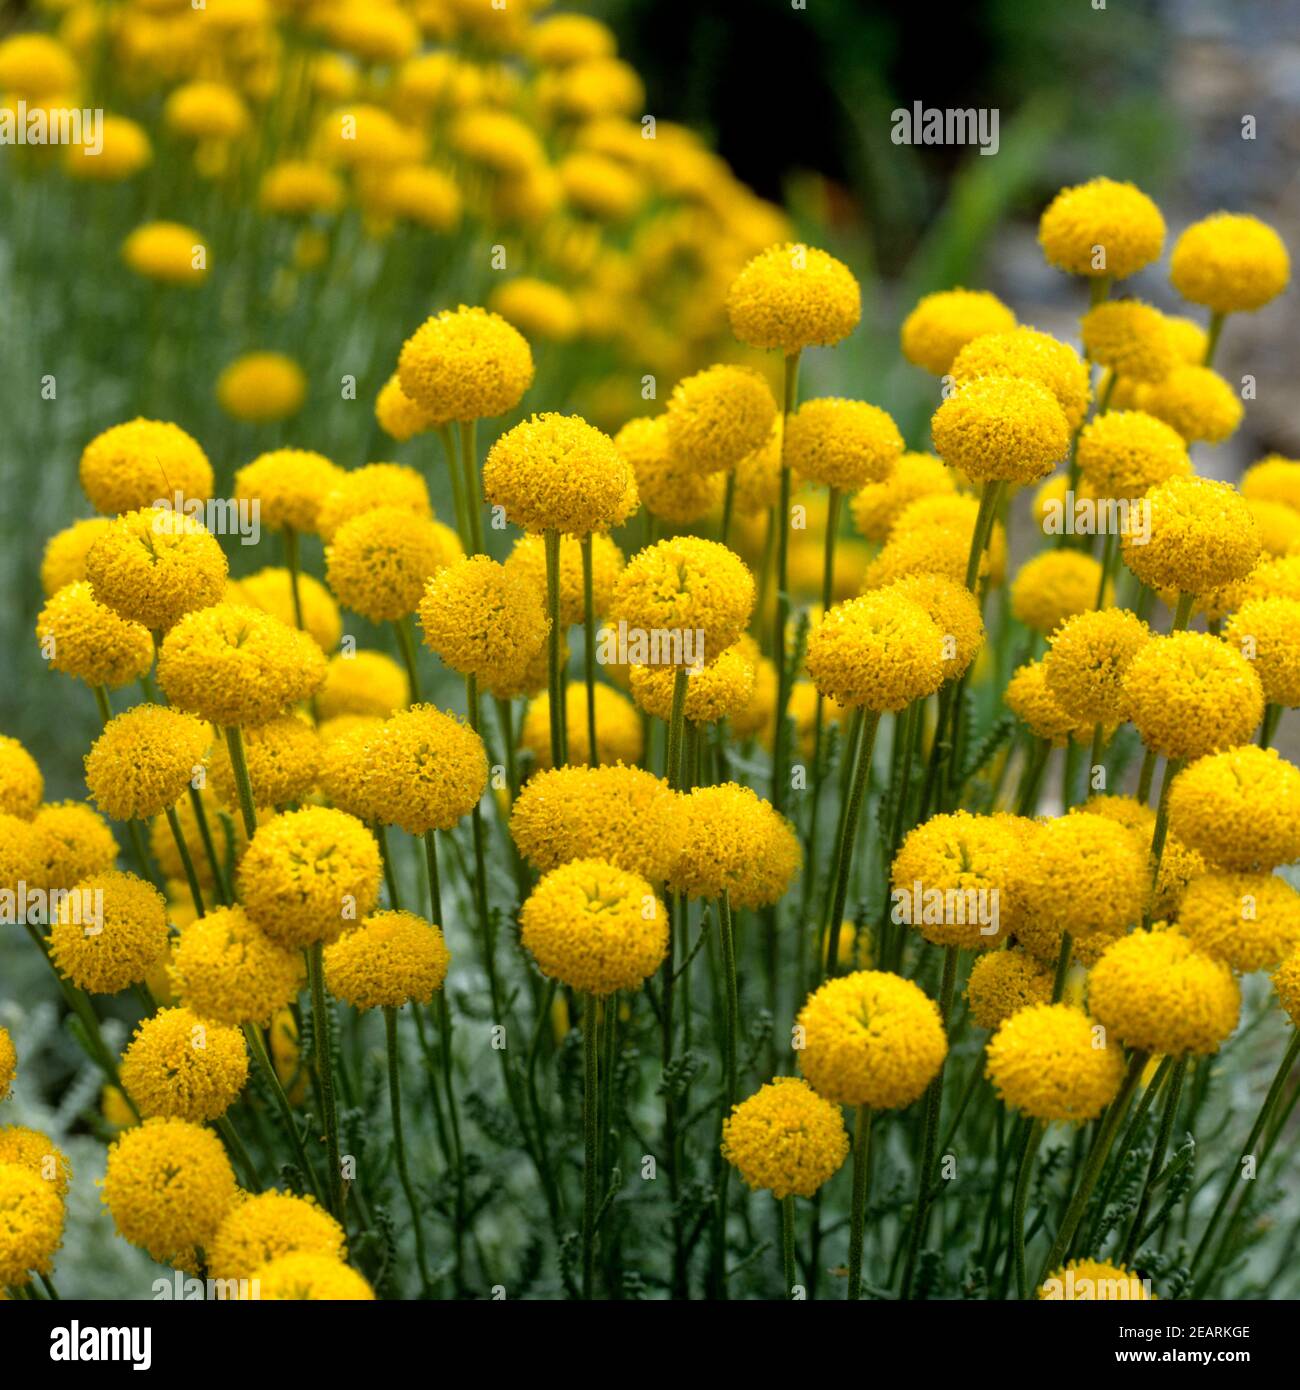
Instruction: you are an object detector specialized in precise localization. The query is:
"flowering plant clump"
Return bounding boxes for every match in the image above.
[2,4,1298,1319]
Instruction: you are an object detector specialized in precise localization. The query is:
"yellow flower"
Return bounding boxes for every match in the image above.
[530,12,616,64]
[238,567,341,653]
[208,1191,347,1281]
[316,103,421,168]
[36,581,154,690]
[891,811,1019,949]
[169,905,302,1026]
[238,807,382,949]
[1016,813,1147,947]
[0,1027,14,1100]
[900,288,1016,375]
[1038,178,1165,281]
[786,397,903,493]
[119,1006,248,1122]
[79,418,212,516]
[234,449,342,535]
[318,650,408,719]
[65,114,151,182]
[216,353,307,424]
[986,1003,1124,1122]
[0,1126,72,1197]
[1275,945,1300,1026]
[0,33,78,96]
[368,705,488,834]
[418,554,548,687]
[1088,929,1240,1056]
[931,376,1070,483]
[629,644,755,725]
[449,108,545,174]
[489,276,579,342]
[1178,872,1300,973]
[84,704,208,820]
[1242,454,1300,513]
[122,221,209,286]
[1043,607,1150,723]
[1168,745,1300,872]
[509,764,681,880]
[503,531,624,626]
[1009,552,1105,636]
[1122,475,1259,595]
[1245,498,1299,556]
[321,1,419,64]
[1037,1258,1156,1301]
[31,801,117,891]
[245,1253,375,1300]
[208,713,321,810]
[318,719,388,825]
[721,1076,849,1199]
[966,949,1053,1031]
[163,79,249,141]
[375,372,437,442]
[375,164,463,233]
[1123,632,1263,760]
[559,150,644,220]
[0,815,45,897]
[158,604,326,727]
[520,858,668,995]
[324,910,450,1009]
[398,305,534,423]
[1076,410,1190,500]
[1080,301,1177,383]
[727,242,861,354]
[0,1162,64,1288]
[885,492,1006,587]
[86,507,228,632]
[950,327,1091,432]
[850,452,955,542]
[103,1119,237,1271]
[259,160,345,217]
[613,415,722,524]
[664,364,777,474]
[326,508,461,623]
[667,782,801,908]
[483,412,634,535]
[520,683,643,769]
[0,736,40,820]
[797,970,946,1108]
[1140,366,1242,444]
[40,518,113,597]
[875,573,984,679]
[1068,795,1204,923]
[806,591,945,711]
[1170,212,1290,314]
[149,789,249,892]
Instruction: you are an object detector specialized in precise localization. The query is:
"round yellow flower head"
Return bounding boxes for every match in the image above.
[531,12,616,64]
[1019,813,1147,942]
[238,567,341,653]
[122,221,209,286]
[324,910,450,1010]
[888,492,1008,586]
[520,682,643,769]
[951,327,1091,432]
[0,1126,71,1197]
[559,150,645,220]
[0,1162,64,1288]
[986,1003,1124,1122]
[102,1118,237,1270]
[1038,178,1165,281]
[727,242,861,354]
[520,858,668,995]
[931,376,1070,483]
[1178,871,1300,973]
[849,452,955,543]
[786,397,903,492]
[721,1076,849,1199]
[806,590,945,712]
[40,518,113,597]
[168,905,301,1027]
[317,102,421,168]
[1276,944,1300,1026]
[483,412,634,536]
[80,419,212,516]
[318,649,408,720]
[1010,552,1106,636]
[260,160,346,217]
[1122,475,1259,596]
[0,735,42,820]
[246,1253,375,1300]
[891,811,1018,950]
[1168,745,1300,872]
[0,1027,14,1100]
[1223,597,1300,707]
[119,1006,248,1123]
[1242,454,1300,513]
[65,115,151,182]
[503,531,624,627]
[1076,410,1191,500]
[163,79,249,141]
[1244,498,1299,556]
[36,581,154,690]
[375,372,437,442]
[1037,1258,1156,1301]
[509,764,681,880]
[418,554,548,687]
[398,305,534,423]
[325,507,460,623]
[1043,607,1150,723]
[375,164,464,234]
[450,108,544,174]
[900,287,1016,375]
[1123,632,1263,760]
[86,507,228,632]
[238,806,382,949]
[667,782,801,909]
[966,949,1053,1031]
[1080,301,1178,383]
[630,644,755,726]
[208,713,321,810]
[1089,928,1240,1056]
[216,353,307,424]
[875,573,984,679]
[663,364,776,475]
[31,801,117,891]
[0,812,43,893]
[1140,365,1242,444]
[371,704,489,834]
[1170,212,1290,314]
[0,33,78,97]
[797,971,946,1108]
[84,704,208,821]
[613,415,722,524]
[611,537,754,665]
[158,604,326,727]
[49,870,169,996]
[489,277,579,342]
[233,449,341,536]
[208,1190,347,1281]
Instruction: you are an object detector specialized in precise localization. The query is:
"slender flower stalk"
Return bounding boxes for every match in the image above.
[222,725,259,838]
[581,533,598,764]
[770,349,801,812]
[846,1105,873,1300]
[544,528,566,768]
[821,708,880,978]
[385,1004,432,1293]
[306,940,345,1221]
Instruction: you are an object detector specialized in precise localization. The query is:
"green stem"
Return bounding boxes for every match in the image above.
[822,709,880,978]
[581,533,598,766]
[544,528,566,768]
[1121,1054,1187,1265]
[438,425,471,549]
[243,1021,323,1203]
[582,992,600,1299]
[223,726,259,838]
[1015,737,1051,816]
[1260,703,1283,750]
[665,666,689,790]
[1013,1120,1045,1299]
[165,805,205,919]
[1145,756,1183,925]
[385,1005,432,1293]
[306,940,344,1221]
[964,480,1004,593]
[458,419,484,555]
[1203,310,1225,368]
[188,786,228,905]
[393,615,422,705]
[1136,747,1158,805]
[1172,590,1194,632]
[1051,931,1073,1004]
[283,525,306,630]
[771,349,801,813]
[215,1113,262,1190]
[846,1105,873,1300]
